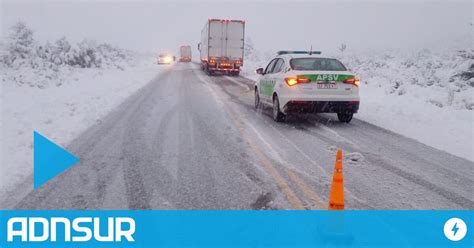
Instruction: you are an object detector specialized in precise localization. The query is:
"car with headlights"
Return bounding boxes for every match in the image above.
[158,53,173,64]
[254,51,360,123]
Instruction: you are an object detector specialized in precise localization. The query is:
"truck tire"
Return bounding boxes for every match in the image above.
[337,113,353,123]
[231,71,240,76]
[272,96,285,122]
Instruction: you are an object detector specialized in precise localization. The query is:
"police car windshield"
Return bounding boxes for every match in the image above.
[290,58,347,71]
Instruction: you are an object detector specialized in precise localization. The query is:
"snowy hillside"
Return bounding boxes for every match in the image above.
[241,41,473,161]
[1,22,140,89]
[0,22,161,200]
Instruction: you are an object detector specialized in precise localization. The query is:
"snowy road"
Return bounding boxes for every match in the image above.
[4,63,473,210]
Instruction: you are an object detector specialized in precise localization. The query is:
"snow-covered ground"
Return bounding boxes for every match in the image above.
[0,22,162,196]
[241,48,473,161]
[0,58,161,195]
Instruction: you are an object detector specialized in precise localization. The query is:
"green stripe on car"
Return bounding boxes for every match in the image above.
[260,80,275,96]
[298,74,354,81]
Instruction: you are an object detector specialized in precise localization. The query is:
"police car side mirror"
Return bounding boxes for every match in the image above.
[256,68,264,75]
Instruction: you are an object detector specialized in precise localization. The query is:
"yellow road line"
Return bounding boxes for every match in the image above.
[286,168,326,209]
[245,135,306,210]
[225,106,305,209]
[197,71,326,210]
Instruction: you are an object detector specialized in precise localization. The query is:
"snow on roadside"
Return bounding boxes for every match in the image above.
[0,56,161,196]
[241,47,473,161]
[0,22,164,196]
[357,81,473,161]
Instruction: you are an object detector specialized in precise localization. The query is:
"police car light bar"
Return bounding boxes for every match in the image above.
[277,51,322,55]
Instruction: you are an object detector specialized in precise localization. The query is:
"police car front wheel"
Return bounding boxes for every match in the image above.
[254,90,261,110]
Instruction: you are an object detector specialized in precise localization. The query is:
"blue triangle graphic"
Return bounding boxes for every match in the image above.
[34,131,79,189]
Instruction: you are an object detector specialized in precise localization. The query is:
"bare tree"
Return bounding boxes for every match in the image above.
[338,43,347,53]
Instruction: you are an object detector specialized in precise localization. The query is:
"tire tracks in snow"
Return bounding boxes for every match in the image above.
[195,68,329,209]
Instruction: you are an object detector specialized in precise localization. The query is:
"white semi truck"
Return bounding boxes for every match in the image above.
[179,45,192,62]
[198,19,245,76]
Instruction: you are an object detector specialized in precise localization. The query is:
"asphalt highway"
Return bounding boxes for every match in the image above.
[5,63,473,210]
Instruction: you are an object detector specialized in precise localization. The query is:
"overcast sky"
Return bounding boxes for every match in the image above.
[1,0,472,54]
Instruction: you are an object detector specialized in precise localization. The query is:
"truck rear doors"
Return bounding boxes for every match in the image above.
[208,20,244,61]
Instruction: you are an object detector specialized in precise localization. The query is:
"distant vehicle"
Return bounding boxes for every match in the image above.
[158,53,173,64]
[198,19,245,76]
[254,51,360,123]
[179,45,192,62]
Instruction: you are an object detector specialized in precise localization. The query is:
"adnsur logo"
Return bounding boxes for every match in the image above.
[7,217,135,242]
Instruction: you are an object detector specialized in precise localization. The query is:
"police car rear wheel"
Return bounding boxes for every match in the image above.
[273,96,285,122]
[337,113,353,123]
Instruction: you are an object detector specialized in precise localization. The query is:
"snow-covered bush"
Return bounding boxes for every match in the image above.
[1,22,138,88]
[243,37,275,75]
[244,37,262,63]
[336,49,474,110]
[5,22,35,62]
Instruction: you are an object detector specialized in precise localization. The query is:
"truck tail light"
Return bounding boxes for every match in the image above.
[344,78,360,87]
[285,77,311,86]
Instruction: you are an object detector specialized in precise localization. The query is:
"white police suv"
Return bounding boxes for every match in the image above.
[254,51,360,123]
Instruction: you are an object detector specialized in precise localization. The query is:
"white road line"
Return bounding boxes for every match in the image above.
[245,119,288,165]
[193,66,226,108]
[224,76,251,91]
[268,124,329,177]
[315,123,359,149]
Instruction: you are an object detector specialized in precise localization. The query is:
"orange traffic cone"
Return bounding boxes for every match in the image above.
[328,149,344,210]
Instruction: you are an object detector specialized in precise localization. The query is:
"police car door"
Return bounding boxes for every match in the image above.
[271,58,285,91]
[260,59,278,103]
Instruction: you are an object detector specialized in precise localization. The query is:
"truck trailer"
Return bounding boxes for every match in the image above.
[198,19,245,76]
[179,45,192,62]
